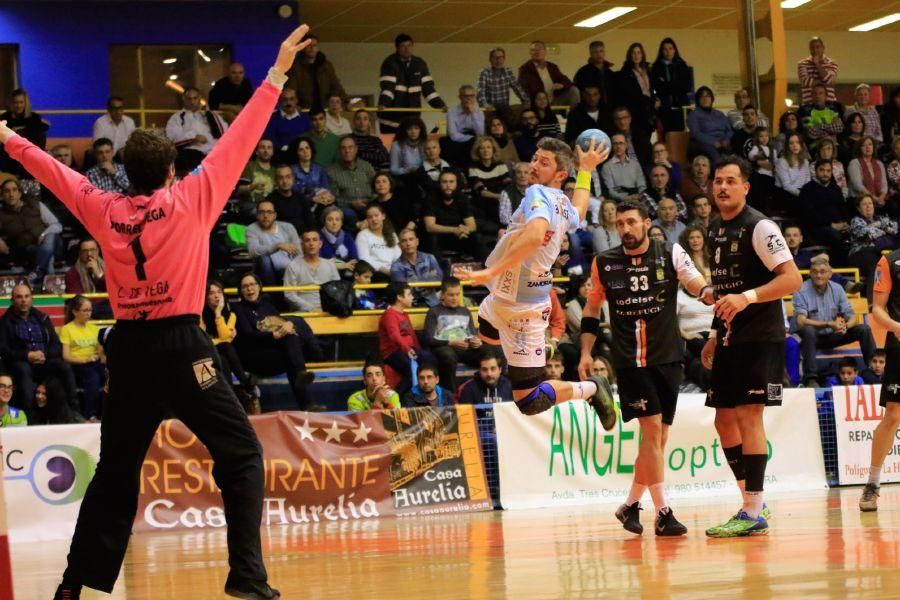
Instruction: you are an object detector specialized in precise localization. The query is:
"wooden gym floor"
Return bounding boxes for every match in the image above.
[11,486,900,599]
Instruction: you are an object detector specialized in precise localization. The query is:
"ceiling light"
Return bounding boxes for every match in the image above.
[785,98,793,107]
[849,13,900,31]
[169,74,179,80]
[780,0,812,8]
[163,58,177,64]
[574,6,637,28]
[197,49,211,63]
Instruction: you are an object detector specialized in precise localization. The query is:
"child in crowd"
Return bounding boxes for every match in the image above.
[827,356,865,387]
[353,260,380,309]
[747,126,775,212]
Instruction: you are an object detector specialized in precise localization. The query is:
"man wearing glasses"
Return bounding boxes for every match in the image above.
[92,96,135,155]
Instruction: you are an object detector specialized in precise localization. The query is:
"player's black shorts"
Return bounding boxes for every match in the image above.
[706,341,784,408]
[617,362,682,425]
[879,347,900,406]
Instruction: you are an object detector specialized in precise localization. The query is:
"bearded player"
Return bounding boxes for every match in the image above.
[454,137,616,428]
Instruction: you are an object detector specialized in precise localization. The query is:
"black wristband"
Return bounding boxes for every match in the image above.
[581,316,601,336]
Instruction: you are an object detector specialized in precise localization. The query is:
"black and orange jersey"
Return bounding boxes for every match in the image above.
[874,250,900,349]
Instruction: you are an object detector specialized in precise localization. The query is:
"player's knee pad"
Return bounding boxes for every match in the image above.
[515,381,557,416]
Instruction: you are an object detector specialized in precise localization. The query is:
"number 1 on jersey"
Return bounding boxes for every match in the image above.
[130,236,147,281]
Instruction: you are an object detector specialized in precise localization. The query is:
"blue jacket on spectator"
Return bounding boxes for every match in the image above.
[390,251,443,284]
[319,228,358,262]
[291,164,330,201]
[687,107,733,147]
[264,111,311,152]
[1,306,63,362]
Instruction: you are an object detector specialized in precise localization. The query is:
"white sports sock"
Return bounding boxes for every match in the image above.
[570,380,598,401]
[649,483,668,514]
[743,491,764,518]
[868,466,882,487]
[626,482,647,506]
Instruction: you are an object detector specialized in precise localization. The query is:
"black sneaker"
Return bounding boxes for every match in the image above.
[587,375,617,431]
[225,580,281,600]
[615,501,643,534]
[53,585,81,600]
[654,507,688,536]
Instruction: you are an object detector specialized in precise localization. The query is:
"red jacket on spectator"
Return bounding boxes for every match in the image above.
[378,306,420,358]
[517,61,574,99]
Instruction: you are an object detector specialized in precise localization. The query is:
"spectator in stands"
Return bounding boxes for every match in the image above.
[574,41,614,107]
[263,87,310,158]
[616,43,656,147]
[85,138,130,194]
[402,363,452,408]
[648,225,666,243]
[848,136,889,208]
[531,91,562,139]
[307,107,339,167]
[165,87,227,173]
[651,197,685,245]
[849,194,897,295]
[424,277,482,391]
[0,178,62,288]
[774,110,804,155]
[233,273,318,409]
[237,138,276,214]
[456,351,513,404]
[487,116,519,166]
[775,132,811,214]
[514,109,541,162]
[283,228,340,312]
[423,170,486,261]
[783,223,814,270]
[726,88,769,130]
[447,85,485,164]
[319,205,358,272]
[882,88,900,147]
[270,163,316,234]
[651,37,692,133]
[60,295,106,421]
[811,138,848,199]
[208,62,253,123]
[798,83,844,146]
[49,144,76,169]
[378,33,446,133]
[518,40,578,108]
[286,33,346,110]
[799,159,849,265]
[689,194,713,229]
[544,355,565,381]
[677,284,714,390]
[417,137,451,198]
[30,378,85,425]
[797,36,839,106]
[679,154,712,203]
[469,136,511,238]
[371,172,415,232]
[592,198,620,255]
[792,258,876,387]
[246,199,301,285]
[350,109,390,170]
[0,373,26,427]
[687,86,732,161]
[851,84,883,145]
[390,228,442,305]
[861,349,886,384]
[0,89,47,176]
[1,283,78,415]
[325,95,351,136]
[651,141,682,191]
[591,355,616,390]
[746,126,776,212]
[476,47,529,127]
[601,133,646,202]
[558,275,608,382]
[499,162,530,228]
[328,135,376,224]
[65,238,106,295]
[640,164,686,221]
[827,356,865,387]
[839,112,866,166]
[352,261,379,309]
[886,137,900,202]
[680,224,710,280]
[730,105,761,158]
[610,106,647,165]
[92,96,135,154]
[347,361,400,410]
[389,117,426,177]
[356,203,400,279]
[378,281,434,391]
[564,84,609,146]
[199,280,259,413]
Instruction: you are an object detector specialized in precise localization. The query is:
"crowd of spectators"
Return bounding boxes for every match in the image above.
[1,31,899,426]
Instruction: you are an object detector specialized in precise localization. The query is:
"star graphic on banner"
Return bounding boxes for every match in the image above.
[323,420,344,443]
[351,421,372,443]
[294,419,318,442]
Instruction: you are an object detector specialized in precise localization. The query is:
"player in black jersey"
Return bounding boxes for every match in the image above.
[700,156,802,538]
[578,200,713,536]
[858,251,900,511]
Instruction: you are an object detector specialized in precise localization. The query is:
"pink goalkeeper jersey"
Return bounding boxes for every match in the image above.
[5,81,281,321]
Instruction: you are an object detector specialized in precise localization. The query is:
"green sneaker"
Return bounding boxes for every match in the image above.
[587,375,617,431]
[705,511,769,538]
[761,503,772,521]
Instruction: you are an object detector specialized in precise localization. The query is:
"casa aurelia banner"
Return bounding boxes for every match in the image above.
[494,391,827,509]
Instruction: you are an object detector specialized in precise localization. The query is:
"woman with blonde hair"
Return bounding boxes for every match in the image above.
[469,135,511,236]
[0,89,48,175]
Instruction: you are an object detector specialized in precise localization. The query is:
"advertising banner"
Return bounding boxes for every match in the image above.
[0,426,14,600]
[831,385,900,485]
[495,390,827,509]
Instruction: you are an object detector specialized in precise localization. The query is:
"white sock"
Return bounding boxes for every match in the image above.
[625,482,646,506]
[570,380,598,401]
[743,491,764,518]
[868,466,882,487]
[649,483,668,514]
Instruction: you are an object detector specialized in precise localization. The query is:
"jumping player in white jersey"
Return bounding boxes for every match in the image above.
[454,137,616,427]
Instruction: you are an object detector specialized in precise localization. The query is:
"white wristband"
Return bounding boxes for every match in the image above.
[743,289,758,304]
[266,67,288,90]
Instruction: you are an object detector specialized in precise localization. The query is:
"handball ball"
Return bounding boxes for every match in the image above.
[575,129,611,152]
